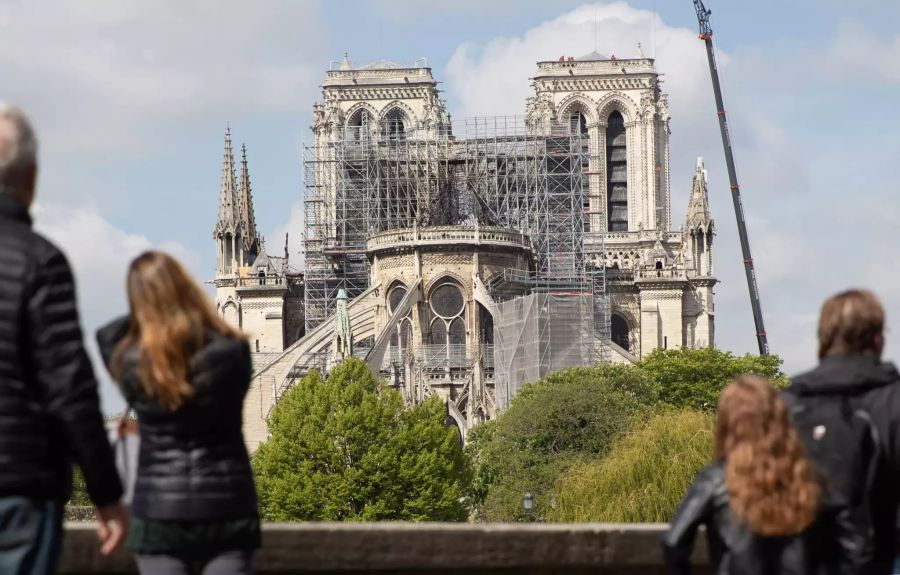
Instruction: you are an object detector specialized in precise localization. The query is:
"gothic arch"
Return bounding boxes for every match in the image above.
[345,101,379,122]
[610,308,636,352]
[556,93,597,126]
[424,271,468,298]
[222,300,240,328]
[386,278,410,293]
[446,401,466,443]
[379,100,419,125]
[596,92,638,125]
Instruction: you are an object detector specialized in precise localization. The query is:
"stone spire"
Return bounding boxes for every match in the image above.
[214,124,240,237]
[686,157,711,228]
[238,143,259,253]
[686,157,714,277]
[333,288,353,362]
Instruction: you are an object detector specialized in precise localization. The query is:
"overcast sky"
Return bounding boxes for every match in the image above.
[2,0,899,413]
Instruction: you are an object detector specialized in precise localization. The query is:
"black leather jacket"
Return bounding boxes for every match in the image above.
[662,462,844,575]
[0,194,122,505]
[97,317,258,521]
[791,354,900,575]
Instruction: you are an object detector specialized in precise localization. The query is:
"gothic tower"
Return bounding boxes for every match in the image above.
[214,127,305,363]
[526,48,716,357]
[213,125,245,328]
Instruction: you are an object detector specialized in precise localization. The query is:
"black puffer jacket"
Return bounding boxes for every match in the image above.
[0,193,122,506]
[97,317,258,521]
[662,462,841,575]
[791,354,900,575]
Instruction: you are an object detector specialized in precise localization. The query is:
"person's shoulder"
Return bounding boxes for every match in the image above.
[787,364,822,391]
[194,331,250,370]
[0,222,66,267]
[688,462,725,495]
[697,461,725,481]
[26,228,72,270]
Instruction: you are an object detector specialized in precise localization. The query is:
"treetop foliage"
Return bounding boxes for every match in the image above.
[468,348,785,521]
[252,357,470,522]
[636,347,787,411]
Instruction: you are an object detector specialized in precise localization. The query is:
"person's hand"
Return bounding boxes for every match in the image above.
[95,503,129,556]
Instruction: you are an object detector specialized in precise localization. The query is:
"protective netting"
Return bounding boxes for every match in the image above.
[493,292,596,409]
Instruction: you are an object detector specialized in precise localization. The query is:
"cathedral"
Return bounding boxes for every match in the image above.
[213,50,716,450]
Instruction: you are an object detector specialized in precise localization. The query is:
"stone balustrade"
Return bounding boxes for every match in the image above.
[367,226,532,254]
[59,522,709,574]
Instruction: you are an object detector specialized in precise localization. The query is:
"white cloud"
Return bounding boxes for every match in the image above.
[824,18,900,85]
[271,200,306,273]
[441,2,900,376]
[34,203,201,414]
[0,0,326,159]
[0,0,328,411]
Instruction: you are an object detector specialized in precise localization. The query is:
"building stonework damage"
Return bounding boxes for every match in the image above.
[214,51,717,451]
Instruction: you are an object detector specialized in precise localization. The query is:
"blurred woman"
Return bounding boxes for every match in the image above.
[97,251,259,575]
[662,375,831,574]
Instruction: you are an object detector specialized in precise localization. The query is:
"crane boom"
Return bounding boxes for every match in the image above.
[693,0,770,356]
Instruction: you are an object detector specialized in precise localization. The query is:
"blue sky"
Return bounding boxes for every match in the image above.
[2,0,899,412]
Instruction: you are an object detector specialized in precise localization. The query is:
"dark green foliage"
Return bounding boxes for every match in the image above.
[467,365,651,521]
[469,348,784,521]
[252,357,470,521]
[637,347,787,411]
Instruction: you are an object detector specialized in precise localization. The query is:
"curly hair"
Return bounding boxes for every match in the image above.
[715,375,820,536]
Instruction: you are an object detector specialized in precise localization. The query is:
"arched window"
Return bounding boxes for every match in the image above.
[382,109,407,140]
[428,281,467,366]
[611,314,630,351]
[568,109,588,136]
[347,109,370,141]
[222,302,239,328]
[479,303,494,345]
[569,109,591,232]
[387,283,407,314]
[694,229,705,275]
[606,110,628,232]
[386,283,412,365]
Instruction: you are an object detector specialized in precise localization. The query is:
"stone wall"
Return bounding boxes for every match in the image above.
[59,523,709,574]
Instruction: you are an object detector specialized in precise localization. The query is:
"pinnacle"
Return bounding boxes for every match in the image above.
[214,124,240,237]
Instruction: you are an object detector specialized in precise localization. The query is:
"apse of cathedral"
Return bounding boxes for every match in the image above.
[213,50,716,450]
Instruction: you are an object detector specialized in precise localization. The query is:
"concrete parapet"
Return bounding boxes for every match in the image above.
[59,522,709,574]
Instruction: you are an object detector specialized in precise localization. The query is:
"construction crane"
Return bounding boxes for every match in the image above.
[693,0,770,356]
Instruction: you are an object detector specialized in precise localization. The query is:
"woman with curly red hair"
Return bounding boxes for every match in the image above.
[662,375,839,574]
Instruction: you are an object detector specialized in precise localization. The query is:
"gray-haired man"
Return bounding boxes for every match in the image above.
[0,103,127,572]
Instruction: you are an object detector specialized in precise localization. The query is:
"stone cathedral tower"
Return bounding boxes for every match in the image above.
[526,48,717,356]
[213,127,304,365]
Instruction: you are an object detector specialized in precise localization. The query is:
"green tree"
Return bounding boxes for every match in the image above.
[252,357,470,521]
[68,466,91,506]
[467,365,651,521]
[637,347,787,411]
[550,409,714,523]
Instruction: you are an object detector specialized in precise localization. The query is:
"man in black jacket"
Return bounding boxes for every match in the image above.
[789,289,900,575]
[0,103,127,572]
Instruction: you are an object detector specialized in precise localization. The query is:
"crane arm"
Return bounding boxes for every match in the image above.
[692,0,770,356]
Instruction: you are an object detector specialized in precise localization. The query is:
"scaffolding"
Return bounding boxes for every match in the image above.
[302,116,609,380]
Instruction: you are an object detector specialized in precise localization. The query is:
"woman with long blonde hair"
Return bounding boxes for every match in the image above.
[663,375,832,574]
[97,251,259,574]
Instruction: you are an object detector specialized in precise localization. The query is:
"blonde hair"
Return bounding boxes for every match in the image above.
[715,375,820,537]
[818,289,884,359]
[113,251,243,410]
